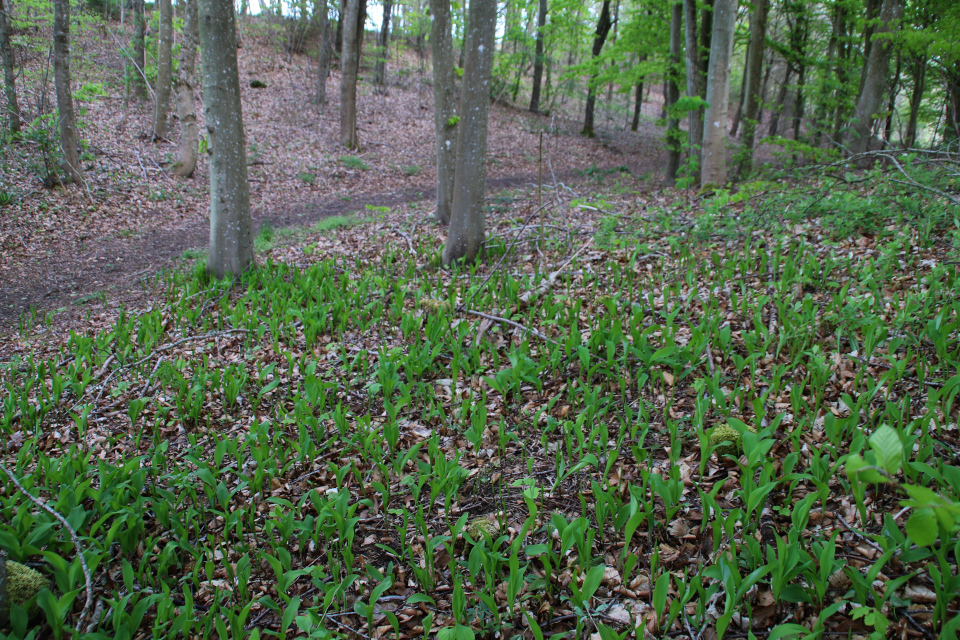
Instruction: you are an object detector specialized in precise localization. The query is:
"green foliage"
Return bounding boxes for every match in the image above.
[340,155,370,171]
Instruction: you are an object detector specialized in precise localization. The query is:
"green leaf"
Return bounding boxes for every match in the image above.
[906,508,938,546]
[581,564,606,603]
[868,425,903,474]
[455,624,475,640]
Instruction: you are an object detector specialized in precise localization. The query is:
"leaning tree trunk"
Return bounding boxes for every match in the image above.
[198,0,255,278]
[683,0,703,182]
[904,55,926,148]
[339,0,361,148]
[0,0,20,134]
[849,0,903,155]
[581,0,612,137]
[316,0,331,105]
[174,0,199,177]
[442,0,496,266]
[700,0,737,187]
[133,0,147,99]
[528,0,547,113]
[737,0,767,179]
[631,54,648,132]
[430,0,457,225]
[664,2,682,186]
[152,0,173,139]
[374,0,392,88]
[53,0,81,184]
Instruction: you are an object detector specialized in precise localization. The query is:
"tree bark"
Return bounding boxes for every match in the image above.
[317,0,332,105]
[152,0,173,139]
[849,0,903,155]
[374,0,392,88]
[730,38,749,137]
[683,0,703,181]
[198,0,255,278]
[339,0,361,148]
[737,0,767,179]
[0,0,20,134]
[631,54,647,132]
[133,0,147,100]
[945,61,960,144]
[883,52,901,144]
[664,2,682,186]
[174,0,199,177]
[700,0,737,187]
[581,0,612,137]
[442,0,496,266]
[768,67,791,138]
[528,0,547,113]
[53,0,81,184]
[904,55,926,148]
[430,0,457,224]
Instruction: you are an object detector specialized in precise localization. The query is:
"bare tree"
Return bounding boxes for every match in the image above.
[849,0,903,155]
[340,0,361,148]
[374,0,393,89]
[529,0,547,113]
[737,0,767,178]
[430,0,457,224]
[700,0,737,187]
[174,0,199,177]
[198,0,254,277]
[664,2,682,185]
[0,0,20,134]
[53,0,81,183]
[581,0,612,137]
[442,0,496,266]
[152,0,173,139]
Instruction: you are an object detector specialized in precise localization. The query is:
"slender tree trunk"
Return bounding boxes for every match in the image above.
[340,0,361,148]
[945,62,960,144]
[133,0,147,99]
[316,0,331,105]
[757,51,772,125]
[665,2,682,185]
[374,0,392,88]
[904,55,926,148]
[430,0,457,224]
[0,0,20,134]
[683,0,703,181]
[768,67,791,137]
[857,0,882,99]
[699,0,713,88]
[831,4,849,142]
[700,0,737,187]
[581,0,612,137]
[849,0,903,155]
[198,0,254,278]
[631,54,647,132]
[883,52,901,144]
[737,0,766,179]
[53,0,81,184]
[730,39,749,137]
[528,0,547,113]
[174,0,199,177]
[442,0,496,266]
[152,0,173,139]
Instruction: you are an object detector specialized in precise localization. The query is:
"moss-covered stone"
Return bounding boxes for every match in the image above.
[708,423,756,458]
[466,517,499,542]
[0,560,48,625]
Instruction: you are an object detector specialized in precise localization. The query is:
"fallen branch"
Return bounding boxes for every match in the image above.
[519,238,593,306]
[464,308,556,344]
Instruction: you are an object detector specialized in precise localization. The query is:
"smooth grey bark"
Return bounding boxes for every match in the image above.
[0,0,20,134]
[528,0,547,113]
[430,0,457,225]
[700,0,737,187]
[152,0,173,139]
[316,0,331,105]
[339,0,361,148]
[174,0,199,177]
[737,0,767,178]
[53,0,81,184]
[133,0,147,99]
[581,0,612,137]
[198,0,255,278]
[442,0,496,266]
[374,0,392,88]
[664,2,682,185]
[683,0,703,181]
[849,0,903,155]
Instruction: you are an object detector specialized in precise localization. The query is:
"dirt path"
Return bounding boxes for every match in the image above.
[0,174,551,331]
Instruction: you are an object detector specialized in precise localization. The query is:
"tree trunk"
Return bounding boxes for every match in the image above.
[174,0,199,177]
[374,0,392,88]
[528,0,547,113]
[0,0,20,134]
[737,0,766,179]
[857,0,882,99]
[339,0,361,148]
[152,0,173,139]
[904,55,926,148]
[699,0,713,88]
[53,0,81,184]
[316,0,331,105]
[730,38,749,137]
[945,62,960,144]
[631,54,647,132]
[849,0,903,155]
[442,0,496,266]
[768,67,791,138]
[830,2,849,142]
[883,52,901,144]
[700,0,737,187]
[581,0,612,137]
[683,0,703,181]
[133,0,147,100]
[664,2,682,186]
[198,0,255,278]
[430,0,457,225]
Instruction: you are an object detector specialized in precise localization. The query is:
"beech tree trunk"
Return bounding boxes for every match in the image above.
[152,0,173,139]
[683,0,703,181]
[849,0,903,155]
[174,0,199,177]
[442,0,496,266]
[528,0,547,113]
[53,0,81,184]
[0,0,20,134]
[904,56,926,148]
[340,0,361,148]
[133,0,147,99]
[581,0,612,137]
[374,0,392,88]
[664,2,682,186]
[737,0,767,179]
[700,0,737,187]
[316,0,331,105]
[631,54,647,132]
[430,0,457,224]
[198,0,255,278]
